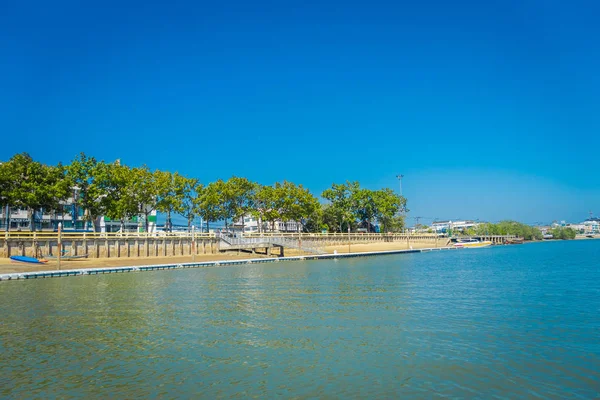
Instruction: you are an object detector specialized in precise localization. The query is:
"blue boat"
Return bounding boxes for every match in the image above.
[9,256,48,264]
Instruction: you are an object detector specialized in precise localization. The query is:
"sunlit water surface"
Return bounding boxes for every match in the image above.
[1,240,599,398]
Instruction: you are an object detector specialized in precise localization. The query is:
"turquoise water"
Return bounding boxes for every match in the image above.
[1,240,599,398]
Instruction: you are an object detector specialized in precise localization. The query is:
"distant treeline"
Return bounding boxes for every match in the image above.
[464,221,577,240]
[0,153,407,233]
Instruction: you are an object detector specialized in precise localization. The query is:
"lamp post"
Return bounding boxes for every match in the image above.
[396,174,404,197]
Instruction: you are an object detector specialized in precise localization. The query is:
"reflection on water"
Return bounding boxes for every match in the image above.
[1,240,599,398]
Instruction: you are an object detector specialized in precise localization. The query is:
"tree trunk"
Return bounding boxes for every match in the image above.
[166,210,172,232]
[5,206,10,232]
[187,216,192,232]
[207,221,210,232]
[120,219,125,232]
[145,213,149,233]
[28,208,36,232]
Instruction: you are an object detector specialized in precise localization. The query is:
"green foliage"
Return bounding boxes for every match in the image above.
[1,153,70,231]
[550,227,577,240]
[275,181,319,231]
[101,162,139,230]
[475,220,543,240]
[1,152,411,233]
[322,181,406,232]
[66,153,109,231]
[322,181,359,232]
[222,177,257,230]
[155,171,188,232]
[197,181,222,231]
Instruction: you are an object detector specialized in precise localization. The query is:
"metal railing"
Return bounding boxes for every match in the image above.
[1,230,446,241]
[216,232,326,254]
[1,231,217,240]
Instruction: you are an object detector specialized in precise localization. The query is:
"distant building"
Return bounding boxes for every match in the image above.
[582,217,600,234]
[0,203,157,233]
[431,220,479,233]
[232,214,303,233]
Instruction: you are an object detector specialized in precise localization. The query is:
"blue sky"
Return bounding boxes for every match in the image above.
[2,0,599,225]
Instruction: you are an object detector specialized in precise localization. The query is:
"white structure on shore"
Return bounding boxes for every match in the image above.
[431,220,480,233]
[232,215,303,233]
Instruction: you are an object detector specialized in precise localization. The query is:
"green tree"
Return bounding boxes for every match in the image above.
[126,166,161,233]
[222,177,257,232]
[0,159,16,231]
[66,153,110,231]
[155,171,187,232]
[275,181,319,232]
[550,226,577,240]
[180,178,202,231]
[102,162,138,232]
[197,181,223,232]
[1,153,70,231]
[372,188,405,232]
[252,184,278,233]
[322,181,358,233]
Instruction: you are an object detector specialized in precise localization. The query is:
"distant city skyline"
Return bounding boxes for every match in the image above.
[2,0,599,224]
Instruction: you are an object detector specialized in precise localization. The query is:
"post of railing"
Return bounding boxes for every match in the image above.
[57,223,62,270]
[191,225,196,262]
[347,225,351,253]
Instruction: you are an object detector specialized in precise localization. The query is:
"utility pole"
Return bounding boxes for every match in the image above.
[415,216,422,230]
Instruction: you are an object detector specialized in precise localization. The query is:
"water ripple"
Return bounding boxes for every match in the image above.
[1,240,599,398]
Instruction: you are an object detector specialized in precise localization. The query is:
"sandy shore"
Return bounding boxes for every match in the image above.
[0,240,442,274]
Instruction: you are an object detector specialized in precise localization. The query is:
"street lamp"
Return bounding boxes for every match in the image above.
[396,174,404,197]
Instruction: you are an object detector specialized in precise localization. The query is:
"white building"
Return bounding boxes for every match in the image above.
[582,218,600,234]
[431,220,480,233]
[233,215,304,233]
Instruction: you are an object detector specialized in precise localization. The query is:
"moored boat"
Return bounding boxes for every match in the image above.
[453,239,492,248]
[9,255,49,264]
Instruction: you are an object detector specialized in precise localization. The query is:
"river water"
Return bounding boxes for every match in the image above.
[1,240,599,398]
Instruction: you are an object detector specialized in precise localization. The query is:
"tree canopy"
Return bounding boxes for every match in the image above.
[1,152,410,233]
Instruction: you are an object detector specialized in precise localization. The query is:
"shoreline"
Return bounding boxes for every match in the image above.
[0,241,443,274]
[2,238,596,281]
[0,246,456,281]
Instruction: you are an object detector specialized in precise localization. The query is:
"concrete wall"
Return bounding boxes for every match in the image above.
[0,237,221,259]
[0,233,453,259]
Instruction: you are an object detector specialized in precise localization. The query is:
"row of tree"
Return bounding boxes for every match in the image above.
[0,153,407,233]
[464,221,579,241]
[470,221,544,240]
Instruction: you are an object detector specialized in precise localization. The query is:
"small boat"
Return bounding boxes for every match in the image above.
[10,256,49,264]
[46,254,89,260]
[453,239,492,248]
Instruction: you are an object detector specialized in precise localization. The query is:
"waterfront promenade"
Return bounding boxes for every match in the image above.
[0,231,449,260]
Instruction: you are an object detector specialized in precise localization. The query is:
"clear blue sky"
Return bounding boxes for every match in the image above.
[2,0,599,225]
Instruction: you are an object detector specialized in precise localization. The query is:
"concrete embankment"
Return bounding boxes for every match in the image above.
[0,233,448,259]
